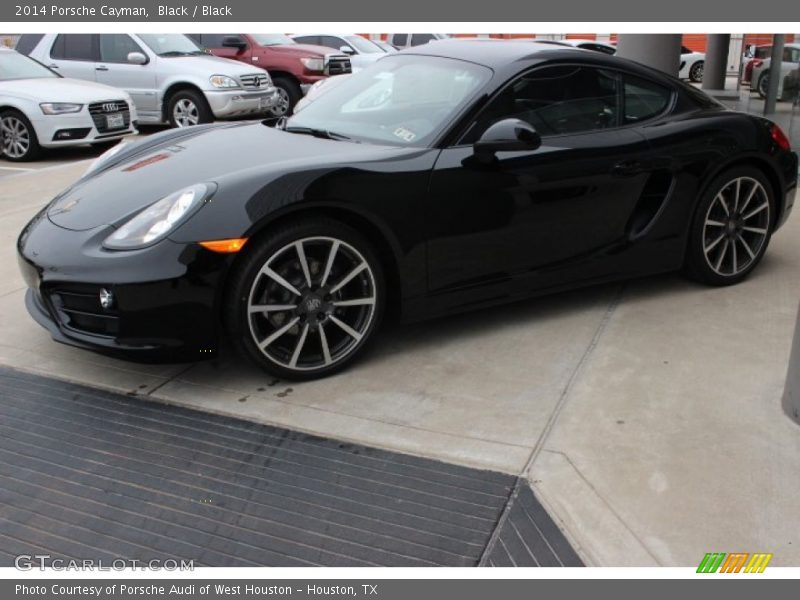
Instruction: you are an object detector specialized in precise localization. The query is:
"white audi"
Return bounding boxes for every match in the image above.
[1,48,137,161]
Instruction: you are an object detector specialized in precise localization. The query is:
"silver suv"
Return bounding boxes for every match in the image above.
[19,33,280,127]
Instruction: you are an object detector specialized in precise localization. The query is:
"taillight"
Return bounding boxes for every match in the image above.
[771,124,791,151]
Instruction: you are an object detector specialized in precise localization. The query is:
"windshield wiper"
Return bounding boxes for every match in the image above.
[158,50,200,57]
[284,126,352,141]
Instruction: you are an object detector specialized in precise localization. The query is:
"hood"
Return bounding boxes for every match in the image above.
[159,54,269,76]
[258,43,338,58]
[47,122,420,231]
[1,77,131,103]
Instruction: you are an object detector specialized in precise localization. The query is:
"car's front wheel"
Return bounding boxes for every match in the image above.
[226,219,385,380]
[757,71,770,99]
[168,89,213,128]
[685,167,775,286]
[689,60,704,83]
[269,76,302,117]
[0,109,42,161]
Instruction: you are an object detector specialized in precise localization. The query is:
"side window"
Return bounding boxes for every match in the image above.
[321,36,347,51]
[14,34,44,56]
[200,34,237,49]
[391,34,408,47]
[186,34,202,45]
[293,35,320,46]
[784,47,800,63]
[587,43,615,55]
[623,75,671,124]
[467,65,619,140]
[51,34,97,61]
[99,34,144,63]
[410,34,435,46]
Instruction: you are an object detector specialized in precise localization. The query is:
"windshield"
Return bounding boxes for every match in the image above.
[345,36,383,54]
[286,55,491,147]
[0,51,58,81]
[137,34,204,56]
[252,33,295,46]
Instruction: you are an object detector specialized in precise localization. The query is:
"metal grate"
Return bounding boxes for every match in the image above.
[87,100,131,133]
[325,56,352,75]
[239,73,270,89]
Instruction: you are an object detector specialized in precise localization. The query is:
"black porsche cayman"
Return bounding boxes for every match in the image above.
[17,40,798,379]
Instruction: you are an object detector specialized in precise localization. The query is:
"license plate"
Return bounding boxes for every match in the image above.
[106,113,124,129]
[259,96,271,109]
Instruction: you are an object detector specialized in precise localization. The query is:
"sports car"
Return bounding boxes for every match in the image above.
[17,40,798,379]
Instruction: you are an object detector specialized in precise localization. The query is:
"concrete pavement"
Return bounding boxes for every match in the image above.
[1,160,798,567]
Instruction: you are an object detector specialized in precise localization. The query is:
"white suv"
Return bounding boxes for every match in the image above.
[19,33,280,127]
[1,48,137,161]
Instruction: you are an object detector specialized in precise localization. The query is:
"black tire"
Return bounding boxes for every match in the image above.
[685,166,775,286]
[689,60,704,83]
[757,71,770,99]
[269,76,302,117]
[225,218,386,380]
[0,109,42,161]
[167,88,213,128]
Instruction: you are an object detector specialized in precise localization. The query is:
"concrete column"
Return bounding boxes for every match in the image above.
[784,303,800,426]
[702,34,731,90]
[764,34,785,115]
[615,34,682,76]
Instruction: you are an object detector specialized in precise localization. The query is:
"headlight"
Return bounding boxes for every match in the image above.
[83,140,129,177]
[209,75,240,89]
[104,183,214,250]
[300,57,325,72]
[40,103,83,115]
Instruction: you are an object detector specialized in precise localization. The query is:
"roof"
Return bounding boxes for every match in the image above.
[400,39,587,68]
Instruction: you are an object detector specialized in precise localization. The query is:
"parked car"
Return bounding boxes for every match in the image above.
[742,44,772,85]
[388,33,449,49]
[290,34,385,71]
[293,74,351,113]
[371,40,398,54]
[17,41,797,380]
[678,46,705,83]
[18,33,279,128]
[752,43,800,99]
[187,34,352,117]
[1,48,137,161]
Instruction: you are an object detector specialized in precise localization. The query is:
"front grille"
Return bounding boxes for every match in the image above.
[325,55,352,76]
[47,284,119,337]
[88,100,131,134]
[239,73,270,89]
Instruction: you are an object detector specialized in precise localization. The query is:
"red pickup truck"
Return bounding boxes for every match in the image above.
[188,33,352,117]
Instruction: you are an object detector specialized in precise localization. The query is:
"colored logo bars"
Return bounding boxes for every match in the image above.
[697,553,773,573]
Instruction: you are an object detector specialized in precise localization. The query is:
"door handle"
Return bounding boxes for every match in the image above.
[47,63,59,69]
[611,160,642,177]
[95,65,109,72]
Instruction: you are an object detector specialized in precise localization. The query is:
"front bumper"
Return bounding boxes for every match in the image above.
[17,212,232,362]
[205,87,281,119]
[31,111,137,149]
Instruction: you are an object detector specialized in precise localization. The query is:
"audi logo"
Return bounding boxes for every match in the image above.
[102,103,119,113]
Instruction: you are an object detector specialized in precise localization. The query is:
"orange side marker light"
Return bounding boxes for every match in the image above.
[198,238,248,253]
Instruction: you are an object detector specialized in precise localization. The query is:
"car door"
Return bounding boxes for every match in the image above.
[45,34,99,81]
[426,64,655,296]
[96,34,158,113]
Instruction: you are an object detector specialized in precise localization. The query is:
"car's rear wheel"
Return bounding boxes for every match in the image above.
[757,71,770,99]
[0,109,41,161]
[168,89,213,128]
[685,167,774,286]
[269,76,302,117]
[689,60,704,83]
[226,219,385,380]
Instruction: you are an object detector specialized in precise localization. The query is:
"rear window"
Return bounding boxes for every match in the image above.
[624,75,671,123]
[51,34,97,61]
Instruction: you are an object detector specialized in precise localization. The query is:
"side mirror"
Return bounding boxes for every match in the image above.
[474,118,541,161]
[127,51,147,65]
[222,36,247,50]
[340,45,355,55]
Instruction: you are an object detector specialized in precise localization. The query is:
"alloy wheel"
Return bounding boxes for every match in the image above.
[269,88,291,117]
[247,236,377,372]
[702,176,770,277]
[173,98,200,127]
[1,115,31,159]
[691,62,704,82]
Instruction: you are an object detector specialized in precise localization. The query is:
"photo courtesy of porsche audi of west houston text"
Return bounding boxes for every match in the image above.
[13,4,234,18]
